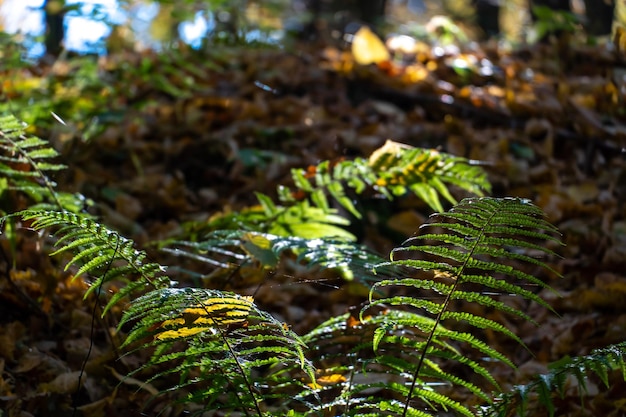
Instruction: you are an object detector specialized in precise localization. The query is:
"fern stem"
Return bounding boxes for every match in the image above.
[342,333,364,415]
[401,209,496,417]
[72,237,120,417]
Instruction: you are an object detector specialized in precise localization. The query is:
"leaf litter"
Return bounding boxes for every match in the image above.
[0,27,625,416]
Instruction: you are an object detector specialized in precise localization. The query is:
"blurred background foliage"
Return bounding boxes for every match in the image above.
[0,0,621,58]
[0,0,621,142]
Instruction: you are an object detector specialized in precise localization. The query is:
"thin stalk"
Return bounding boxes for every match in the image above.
[191,292,263,417]
[401,210,494,417]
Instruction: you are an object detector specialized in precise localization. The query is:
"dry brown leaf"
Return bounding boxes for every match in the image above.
[565,181,600,205]
[76,397,112,417]
[115,192,143,221]
[386,210,426,235]
[0,322,24,362]
[13,352,43,374]
[39,371,83,394]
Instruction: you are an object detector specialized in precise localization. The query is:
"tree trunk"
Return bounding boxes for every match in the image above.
[44,0,65,57]
[357,0,387,27]
[473,0,501,39]
[583,0,614,36]
[299,0,387,39]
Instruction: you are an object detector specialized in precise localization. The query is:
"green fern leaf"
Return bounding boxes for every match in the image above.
[14,209,168,314]
[0,114,85,212]
[120,287,315,413]
[365,197,561,415]
[370,140,491,211]
[300,310,490,416]
[486,341,626,416]
[537,374,556,417]
[162,230,388,283]
[280,139,490,228]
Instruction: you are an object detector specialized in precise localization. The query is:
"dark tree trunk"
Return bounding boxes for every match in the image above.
[299,0,387,40]
[473,0,501,39]
[44,0,65,57]
[357,0,387,27]
[583,0,614,36]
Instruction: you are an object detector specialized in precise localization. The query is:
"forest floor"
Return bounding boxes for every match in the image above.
[1,31,626,416]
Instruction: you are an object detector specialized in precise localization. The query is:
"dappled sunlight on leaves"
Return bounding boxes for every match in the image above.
[0,14,625,414]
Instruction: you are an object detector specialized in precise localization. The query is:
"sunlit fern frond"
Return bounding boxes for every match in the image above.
[297,310,488,416]
[174,141,489,257]
[0,114,86,212]
[281,157,377,219]
[361,197,562,415]
[283,139,491,217]
[485,341,626,417]
[119,287,316,415]
[13,209,169,314]
[255,194,356,240]
[160,229,391,283]
[368,140,491,212]
[196,194,356,241]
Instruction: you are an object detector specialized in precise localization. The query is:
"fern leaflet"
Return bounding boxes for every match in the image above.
[281,140,490,219]
[368,140,490,212]
[160,229,393,282]
[297,310,492,416]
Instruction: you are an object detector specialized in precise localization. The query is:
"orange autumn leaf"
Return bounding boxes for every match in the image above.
[304,165,317,178]
[352,26,390,66]
[307,373,347,389]
[346,315,361,328]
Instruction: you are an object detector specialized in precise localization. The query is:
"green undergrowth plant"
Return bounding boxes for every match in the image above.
[0,51,112,141]
[159,138,491,281]
[0,114,89,258]
[291,197,562,416]
[0,114,87,214]
[530,5,581,43]
[1,113,626,416]
[486,340,626,416]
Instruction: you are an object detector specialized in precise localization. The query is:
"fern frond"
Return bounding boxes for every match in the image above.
[285,140,490,218]
[368,140,490,211]
[204,195,357,241]
[365,197,562,415]
[0,114,84,212]
[485,341,626,417]
[161,229,391,282]
[298,310,487,416]
[120,287,315,415]
[15,209,169,314]
[262,198,356,240]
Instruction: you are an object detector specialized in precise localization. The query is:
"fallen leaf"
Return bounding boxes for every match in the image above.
[352,26,390,66]
[40,371,83,394]
[0,322,24,361]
